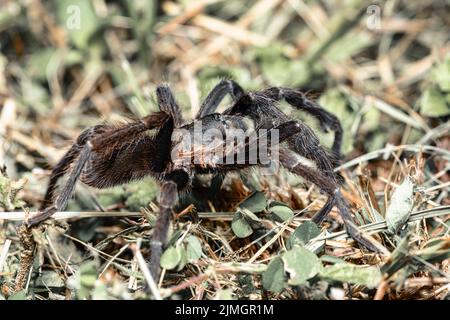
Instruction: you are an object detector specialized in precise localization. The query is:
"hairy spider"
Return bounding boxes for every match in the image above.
[28,80,383,281]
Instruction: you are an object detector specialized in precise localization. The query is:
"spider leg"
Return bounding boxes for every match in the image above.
[149,179,179,280]
[156,84,184,127]
[196,79,245,118]
[28,143,93,226]
[225,93,340,220]
[310,196,335,224]
[28,112,169,227]
[280,120,340,222]
[40,125,109,210]
[40,144,80,210]
[192,80,245,194]
[260,87,343,157]
[225,93,338,174]
[279,147,385,253]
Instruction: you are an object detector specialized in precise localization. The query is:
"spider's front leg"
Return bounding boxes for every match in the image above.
[260,87,343,158]
[192,80,245,194]
[157,84,185,127]
[149,180,179,280]
[148,166,192,281]
[196,79,245,118]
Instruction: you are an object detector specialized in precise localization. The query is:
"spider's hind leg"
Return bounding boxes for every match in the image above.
[40,125,109,210]
[279,148,384,253]
[29,142,94,226]
[29,112,170,227]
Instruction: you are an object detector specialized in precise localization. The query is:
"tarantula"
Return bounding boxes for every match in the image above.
[28,80,382,280]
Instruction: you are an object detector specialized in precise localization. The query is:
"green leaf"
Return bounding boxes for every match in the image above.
[239,207,261,222]
[420,86,450,117]
[79,262,97,287]
[213,288,235,300]
[433,55,450,92]
[318,88,355,154]
[381,233,410,276]
[262,257,287,293]
[78,261,98,299]
[386,176,415,234]
[416,238,450,264]
[240,191,267,212]
[287,221,321,250]
[186,236,203,262]
[36,270,65,288]
[26,49,84,81]
[261,59,310,87]
[253,44,311,87]
[26,48,56,80]
[91,282,109,300]
[124,179,159,211]
[320,255,346,265]
[8,290,27,300]
[319,263,382,288]
[231,211,253,238]
[282,246,321,285]
[323,32,372,62]
[166,229,183,248]
[176,245,188,271]
[268,202,294,222]
[160,246,182,270]
[20,80,50,115]
[361,100,381,133]
[56,0,99,49]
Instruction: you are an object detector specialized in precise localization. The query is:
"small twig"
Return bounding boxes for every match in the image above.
[161,273,209,298]
[247,222,290,263]
[417,119,450,145]
[374,278,389,300]
[62,233,130,264]
[46,233,74,277]
[368,97,427,131]
[0,239,12,273]
[212,261,267,273]
[335,144,450,172]
[128,256,138,291]
[309,206,450,242]
[132,239,161,300]
[0,211,236,221]
[99,243,130,278]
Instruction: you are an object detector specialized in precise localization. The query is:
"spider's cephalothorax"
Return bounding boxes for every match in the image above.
[28,80,383,282]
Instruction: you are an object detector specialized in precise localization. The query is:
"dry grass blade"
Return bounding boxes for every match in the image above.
[311,206,450,242]
[0,239,12,274]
